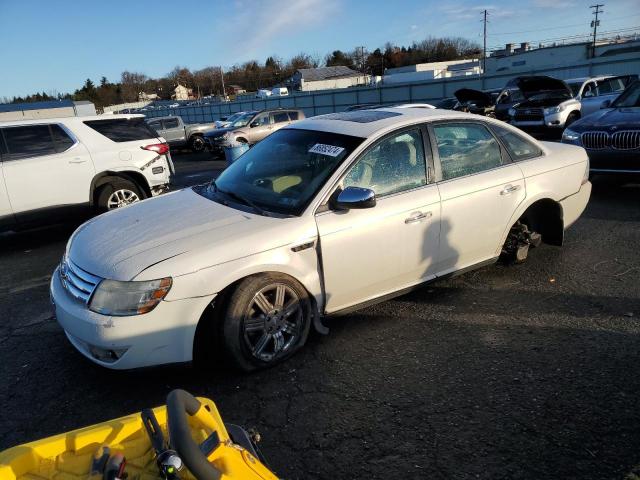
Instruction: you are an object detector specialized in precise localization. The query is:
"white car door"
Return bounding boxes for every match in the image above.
[578,81,600,117]
[1,123,95,221]
[431,122,525,275]
[316,127,441,314]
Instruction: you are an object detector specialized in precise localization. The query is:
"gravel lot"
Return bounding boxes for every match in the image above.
[0,153,638,479]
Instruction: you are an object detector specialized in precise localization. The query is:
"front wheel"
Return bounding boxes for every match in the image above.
[221,274,312,371]
[189,135,206,153]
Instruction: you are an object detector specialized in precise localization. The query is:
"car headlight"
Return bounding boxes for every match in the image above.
[89,277,172,316]
[561,128,581,144]
[544,104,566,115]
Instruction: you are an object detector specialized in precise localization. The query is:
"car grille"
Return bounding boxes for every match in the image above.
[60,258,102,304]
[612,131,640,150]
[581,130,640,150]
[581,131,610,150]
[514,108,544,121]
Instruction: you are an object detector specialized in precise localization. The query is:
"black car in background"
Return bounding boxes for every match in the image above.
[561,81,640,175]
[453,88,496,117]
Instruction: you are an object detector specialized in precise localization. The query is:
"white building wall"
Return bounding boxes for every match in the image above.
[301,76,370,91]
[0,107,76,121]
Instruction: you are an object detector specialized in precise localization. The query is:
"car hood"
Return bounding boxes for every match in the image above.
[204,126,235,139]
[454,88,494,107]
[516,76,572,99]
[571,107,640,131]
[68,188,288,281]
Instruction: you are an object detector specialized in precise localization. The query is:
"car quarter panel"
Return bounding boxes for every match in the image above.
[496,142,590,254]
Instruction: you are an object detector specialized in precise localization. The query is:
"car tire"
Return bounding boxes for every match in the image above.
[221,273,312,371]
[96,179,144,212]
[189,135,206,153]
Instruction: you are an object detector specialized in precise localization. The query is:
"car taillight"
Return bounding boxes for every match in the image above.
[142,143,169,155]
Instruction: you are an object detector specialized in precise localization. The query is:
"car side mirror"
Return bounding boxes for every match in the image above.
[600,99,612,109]
[250,121,260,128]
[331,186,376,211]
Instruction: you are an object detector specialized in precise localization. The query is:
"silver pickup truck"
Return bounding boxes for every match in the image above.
[146,116,216,152]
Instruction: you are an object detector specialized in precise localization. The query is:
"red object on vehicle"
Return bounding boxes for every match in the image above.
[142,143,170,155]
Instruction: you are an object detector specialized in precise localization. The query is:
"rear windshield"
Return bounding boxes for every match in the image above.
[84,118,158,142]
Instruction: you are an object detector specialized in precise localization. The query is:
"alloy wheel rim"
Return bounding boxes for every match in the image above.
[192,137,205,151]
[242,283,303,362]
[107,189,140,209]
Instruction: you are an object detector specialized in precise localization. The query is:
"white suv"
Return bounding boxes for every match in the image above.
[0,114,173,231]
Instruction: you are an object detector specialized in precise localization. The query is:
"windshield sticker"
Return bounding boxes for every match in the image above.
[308,143,345,157]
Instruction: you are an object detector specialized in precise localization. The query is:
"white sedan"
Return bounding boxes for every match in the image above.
[51,108,591,371]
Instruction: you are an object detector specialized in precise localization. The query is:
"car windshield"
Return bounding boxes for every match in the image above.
[611,82,640,108]
[196,128,364,215]
[568,82,582,97]
[230,112,256,128]
[527,90,571,101]
[224,113,242,123]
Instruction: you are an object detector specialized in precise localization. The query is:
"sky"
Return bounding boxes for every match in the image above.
[0,0,638,98]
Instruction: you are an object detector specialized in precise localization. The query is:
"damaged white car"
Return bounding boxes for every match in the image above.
[51,107,591,371]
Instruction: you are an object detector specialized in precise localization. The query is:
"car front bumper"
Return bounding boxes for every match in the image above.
[51,267,216,370]
[586,149,640,174]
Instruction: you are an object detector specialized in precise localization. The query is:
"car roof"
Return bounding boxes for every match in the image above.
[0,114,145,127]
[565,75,615,84]
[287,107,484,138]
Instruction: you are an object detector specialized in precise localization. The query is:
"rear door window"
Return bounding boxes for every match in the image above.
[492,125,542,161]
[164,118,179,128]
[51,125,76,152]
[433,123,504,180]
[147,120,163,131]
[1,125,57,159]
[84,118,158,142]
[272,112,289,124]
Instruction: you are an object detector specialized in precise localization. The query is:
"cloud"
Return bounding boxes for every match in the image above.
[440,3,515,20]
[532,0,576,8]
[221,0,339,58]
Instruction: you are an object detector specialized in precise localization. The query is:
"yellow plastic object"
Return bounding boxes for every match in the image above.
[0,397,278,480]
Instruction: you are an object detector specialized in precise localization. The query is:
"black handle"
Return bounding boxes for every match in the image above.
[167,390,222,480]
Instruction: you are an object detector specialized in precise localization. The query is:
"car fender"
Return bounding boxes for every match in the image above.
[155,242,324,312]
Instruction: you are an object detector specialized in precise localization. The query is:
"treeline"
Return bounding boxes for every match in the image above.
[3,36,480,109]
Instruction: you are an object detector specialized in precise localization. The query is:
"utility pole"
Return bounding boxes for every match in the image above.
[590,4,604,58]
[482,9,488,74]
[219,66,227,102]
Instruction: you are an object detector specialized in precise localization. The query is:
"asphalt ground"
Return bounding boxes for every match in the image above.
[0,152,639,479]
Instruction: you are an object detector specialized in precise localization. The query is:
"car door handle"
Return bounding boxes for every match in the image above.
[405,211,432,224]
[68,158,87,164]
[500,184,521,195]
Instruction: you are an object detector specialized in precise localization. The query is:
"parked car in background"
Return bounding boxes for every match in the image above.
[0,115,172,231]
[256,89,272,99]
[508,76,581,138]
[562,80,640,175]
[204,108,305,154]
[51,107,590,371]
[565,75,637,117]
[215,111,247,129]
[495,87,526,121]
[454,88,496,117]
[271,87,289,96]
[434,97,459,110]
[145,116,216,152]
